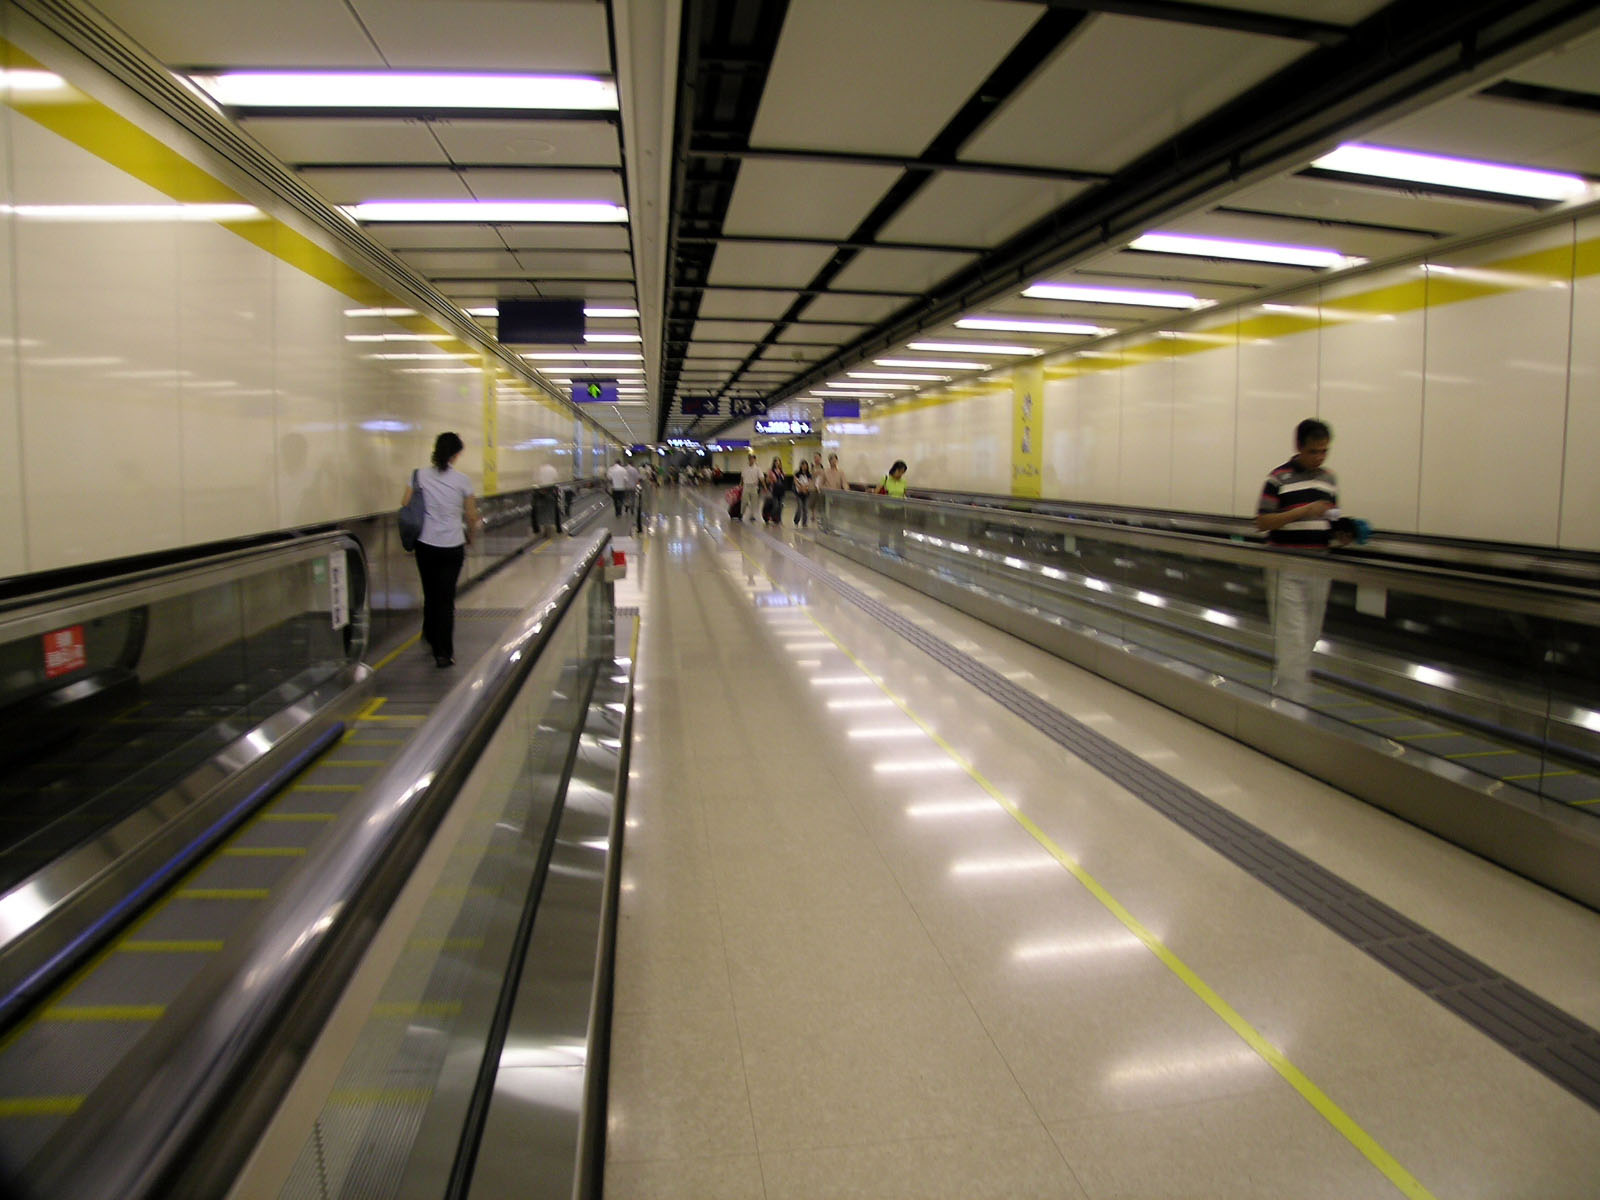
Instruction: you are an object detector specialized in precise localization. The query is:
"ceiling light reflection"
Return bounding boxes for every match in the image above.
[904,799,995,818]
[950,855,1057,876]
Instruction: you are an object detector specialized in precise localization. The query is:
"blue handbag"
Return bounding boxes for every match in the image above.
[398,469,426,552]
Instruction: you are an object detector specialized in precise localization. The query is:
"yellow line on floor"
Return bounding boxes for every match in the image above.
[221,847,307,857]
[311,760,389,769]
[174,888,270,900]
[356,696,387,720]
[41,1005,164,1022]
[1445,749,1516,760]
[1500,769,1578,782]
[344,737,403,746]
[257,812,336,822]
[372,633,423,672]
[120,940,224,953]
[0,1096,83,1117]
[291,783,362,793]
[1396,731,1469,741]
[727,534,1438,1200]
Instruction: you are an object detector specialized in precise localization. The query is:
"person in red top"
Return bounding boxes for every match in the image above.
[1255,418,1348,700]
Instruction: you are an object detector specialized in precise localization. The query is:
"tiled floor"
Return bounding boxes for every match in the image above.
[606,492,1600,1199]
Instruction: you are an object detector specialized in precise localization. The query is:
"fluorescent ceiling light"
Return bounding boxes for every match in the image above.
[908,340,1041,356]
[345,307,416,318]
[811,389,892,398]
[4,203,260,223]
[0,70,66,92]
[1021,283,1202,308]
[344,201,627,223]
[957,317,1110,335]
[874,358,992,371]
[1129,232,1363,269]
[586,306,639,318]
[1312,143,1589,202]
[554,366,644,374]
[848,371,948,381]
[344,332,450,342]
[368,352,476,361]
[188,72,618,112]
[825,381,902,390]
[585,332,642,342]
[522,352,643,361]
[400,367,479,374]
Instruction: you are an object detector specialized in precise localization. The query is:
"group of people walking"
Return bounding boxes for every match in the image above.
[738,451,848,526]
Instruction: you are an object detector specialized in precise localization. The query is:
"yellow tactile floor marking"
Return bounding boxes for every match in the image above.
[726,533,1438,1200]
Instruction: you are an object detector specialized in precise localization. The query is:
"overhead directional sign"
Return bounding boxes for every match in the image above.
[754,417,813,436]
[572,381,618,404]
[680,395,719,415]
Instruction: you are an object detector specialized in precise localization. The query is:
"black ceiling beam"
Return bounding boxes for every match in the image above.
[712,0,1600,437]
[703,6,1092,422]
[678,232,990,255]
[1212,204,1449,240]
[995,0,1350,45]
[1481,78,1600,113]
[688,143,1106,184]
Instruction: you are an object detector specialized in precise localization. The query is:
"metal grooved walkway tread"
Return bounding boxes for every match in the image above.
[0,543,576,1174]
[762,530,1600,1113]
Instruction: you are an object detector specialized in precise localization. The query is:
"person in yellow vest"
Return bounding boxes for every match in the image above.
[879,460,908,497]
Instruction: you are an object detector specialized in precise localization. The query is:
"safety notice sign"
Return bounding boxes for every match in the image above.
[43,626,86,678]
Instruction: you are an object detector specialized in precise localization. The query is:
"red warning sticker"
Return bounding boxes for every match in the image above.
[43,625,86,679]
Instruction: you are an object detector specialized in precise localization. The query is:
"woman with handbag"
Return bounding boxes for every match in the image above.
[401,432,480,667]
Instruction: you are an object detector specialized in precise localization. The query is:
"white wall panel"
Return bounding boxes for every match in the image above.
[1117,350,1174,508]
[0,108,22,577]
[1046,358,1121,501]
[178,220,278,543]
[1169,324,1237,515]
[1234,317,1318,516]
[1318,268,1427,533]
[1419,228,1574,545]
[1561,215,1600,550]
[275,255,353,526]
[10,117,185,571]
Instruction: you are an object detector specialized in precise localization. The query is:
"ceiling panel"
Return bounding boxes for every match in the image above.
[366,224,508,250]
[748,0,1038,157]
[1224,175,1530,238]
[1069,251,1313,289]
[429,119,621,167]
[1364,94,1600,176]
[679,358,749,370]
[86,0,381,66]
[512,250,632,277]
[238,117,445,165]
[757,345,826,363]
[708,241,837,288]
[802,293,905,324]
[776,323,860,342]
[682,341,760,356]
[830,247,977,293]
[1158,208,1434,262]
[299,166,472,202]
[492,225,629,252]
[962,14,1307,172]
[351,0,612,73]
[721,160,901,240]
[693,320,774,341]
[1201,0,1387,18]
[878,173,1089,248]
[1504,24,1600,92]
[459,168,624,203]
[398,249,522,272]
[696,289,800,320]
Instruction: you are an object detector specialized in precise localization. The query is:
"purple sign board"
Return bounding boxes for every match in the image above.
[821,399,861,419]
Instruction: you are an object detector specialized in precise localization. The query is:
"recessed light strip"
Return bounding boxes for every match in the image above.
[1312,143,1588,202]
[1129,232,1363,269]
[188,72,618,111]
[345,201,627,223]
[956,317,1111,335]
[1021,283,1202,308]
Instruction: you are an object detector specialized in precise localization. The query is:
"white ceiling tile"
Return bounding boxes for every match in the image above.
[1364,94,1600,176]
[300,166,472,202]
[460,168,623,203]
[776,323,861,342]
[679,358,748,370]
[693,320,774,341]
[879,173,1089,248]
[758,344,825,363]
[1226,175,1527,238]
[963,14,1307,172]
[239,117,445,165]
[499,225,630,251]
[708,241,836,288]
[430,119,621,167]
[721,160,901,239]
[366,224,508,249]
[749,0,1039,157]
[348,0,612,72]
[1072,249,1313,289]
[830,247,976,293]
[398,249,522,272]
[802,293,904,324]
[1505,24,1600,93]
[696,289,800,320]
[88,0,381,67]
[513,250,632,278]
[685,342,761,356]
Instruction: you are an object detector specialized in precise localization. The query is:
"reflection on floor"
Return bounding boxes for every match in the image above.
[607,490,1600,1200]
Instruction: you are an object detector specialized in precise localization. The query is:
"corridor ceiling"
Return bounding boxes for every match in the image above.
[74,0,1600,448]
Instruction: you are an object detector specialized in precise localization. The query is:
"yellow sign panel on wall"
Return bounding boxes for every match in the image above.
[1011,363,1044,498]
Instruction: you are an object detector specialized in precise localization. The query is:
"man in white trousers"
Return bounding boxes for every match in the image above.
[1255,418,1350,701]
[740,453,763,524]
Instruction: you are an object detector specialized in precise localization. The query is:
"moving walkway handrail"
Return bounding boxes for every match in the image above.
[20,529,614,1200]
[0,529,366,645]
[827,490,1600,627]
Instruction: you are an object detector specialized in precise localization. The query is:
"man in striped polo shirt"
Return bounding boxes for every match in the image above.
[1256,418,1345,699]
